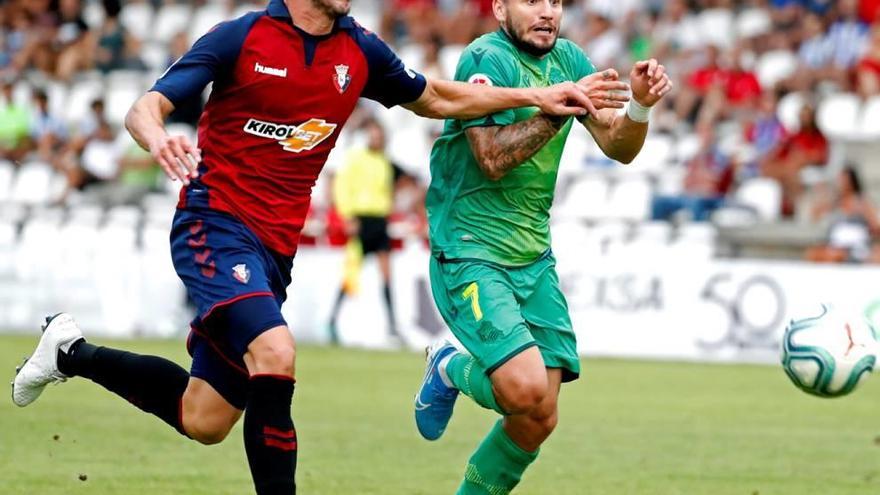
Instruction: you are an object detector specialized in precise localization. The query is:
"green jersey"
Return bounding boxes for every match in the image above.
[427,30,596,266]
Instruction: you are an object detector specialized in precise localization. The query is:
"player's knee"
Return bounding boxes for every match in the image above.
[530,409,558,439]
[252,342,296,376]
[495,374,548,414]
[184,416,233,445]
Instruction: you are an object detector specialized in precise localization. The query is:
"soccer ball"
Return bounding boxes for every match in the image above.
[781,304,879,398]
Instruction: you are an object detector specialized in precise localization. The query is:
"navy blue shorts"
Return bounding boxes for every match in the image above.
[171,208,293,409]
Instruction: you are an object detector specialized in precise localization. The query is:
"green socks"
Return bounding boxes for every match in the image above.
[442,353,505,415]
[456,420,538,495]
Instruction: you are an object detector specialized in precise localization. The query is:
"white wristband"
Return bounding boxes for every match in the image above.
[626,99,651,123]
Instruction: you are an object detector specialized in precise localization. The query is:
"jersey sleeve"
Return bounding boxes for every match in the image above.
[150,12,260,108]
[359,31,428,108]
[457,43,519,129]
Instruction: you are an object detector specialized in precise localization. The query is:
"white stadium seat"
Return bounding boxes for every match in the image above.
[628,134,673,174]
[859,95,880,139]
[189,4,231,42]
[756,50,798,89]
[64,78,104,126]
[736,8,772,39]
[699,9,734,48]
[606,177,652,221]
[120,1,156,41]
[776,91,806,133]
[555,175,610,221]
[152,4,193,44]
[816,93,860,141]
[439,45,466,80]
[0,160,14,202]
[734,177,782,222]
[10,162,55,206]
[105,77,146,127]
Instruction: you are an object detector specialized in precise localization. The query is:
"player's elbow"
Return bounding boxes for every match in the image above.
[476,159,506,181]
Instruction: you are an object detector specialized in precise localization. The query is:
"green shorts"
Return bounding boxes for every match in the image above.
[429,251,580,382]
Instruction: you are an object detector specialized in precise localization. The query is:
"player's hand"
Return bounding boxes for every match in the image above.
[577,69,630,111]
[629,59,673,107]
[149,134,202,186]
[536,82,597,118]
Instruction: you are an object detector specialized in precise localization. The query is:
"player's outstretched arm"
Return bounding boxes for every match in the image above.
[465,114,567,181]
[582,59,673,164]
[403,78,595,121]
[125,91,201,185]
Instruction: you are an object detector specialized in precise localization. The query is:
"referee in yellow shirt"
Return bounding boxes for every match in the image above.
[328,119,403,345]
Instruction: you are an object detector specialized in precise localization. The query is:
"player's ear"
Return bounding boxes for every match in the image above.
[493,0,507,24]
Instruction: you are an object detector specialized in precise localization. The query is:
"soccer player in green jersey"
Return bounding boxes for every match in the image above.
[413,0,673,493]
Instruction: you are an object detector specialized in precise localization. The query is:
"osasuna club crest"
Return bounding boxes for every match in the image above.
[232,263,250,284]
[333,64,352,94]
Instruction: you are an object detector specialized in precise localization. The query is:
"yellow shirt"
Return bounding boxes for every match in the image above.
[333,148,394,218]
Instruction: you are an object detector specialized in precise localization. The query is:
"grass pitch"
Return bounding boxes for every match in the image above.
[0,335,878,495]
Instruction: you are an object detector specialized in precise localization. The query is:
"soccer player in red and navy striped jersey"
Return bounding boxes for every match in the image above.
[10,0,598,493]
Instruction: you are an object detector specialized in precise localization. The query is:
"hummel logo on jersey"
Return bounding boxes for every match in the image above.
[254,62,287,78]
[244,118,338,153]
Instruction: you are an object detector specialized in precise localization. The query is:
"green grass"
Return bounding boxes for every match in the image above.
[0,336,878,495]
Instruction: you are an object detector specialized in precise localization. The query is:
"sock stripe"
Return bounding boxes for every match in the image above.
[263,437,297,451]
[263,426,296,439]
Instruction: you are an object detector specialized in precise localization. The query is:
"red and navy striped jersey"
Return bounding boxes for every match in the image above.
[150,0,427,256]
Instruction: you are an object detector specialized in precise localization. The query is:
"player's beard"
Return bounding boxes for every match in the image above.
[311,0,351,18]
[501,18,557,57]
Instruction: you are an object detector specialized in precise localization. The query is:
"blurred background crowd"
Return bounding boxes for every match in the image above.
[3,0,880,265]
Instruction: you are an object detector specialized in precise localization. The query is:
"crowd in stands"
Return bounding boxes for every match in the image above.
[3,0,880,263]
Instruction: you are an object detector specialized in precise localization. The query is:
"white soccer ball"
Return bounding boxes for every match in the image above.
[781,304,879,398]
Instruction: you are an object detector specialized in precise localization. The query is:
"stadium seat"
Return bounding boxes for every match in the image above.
[756,50,798,89]
[859,95,880,139]
[140,42,170,72]
[816,93,860,141]
[673,132,701,163]
[585,220,629,256]
[152,4,193,44]
[189,4,230,42]
[68,204,104,227]
[0,160,14,203]
[120,1,156,42]
[654,165,687,196]
[107,205,142,227]
[105,77,146,127]
[64,77,104,126]
[82,0,105,28]
[698,9,734,48]
[736,8,771,39]
[0,220,17,277]
[10,162,55,206]
[439,45,466,80]
[672,222,717,259]
[11,79,32,108]
[606,177,652,221]
[555,175,610,221]
[734,177,782,222]
[628,134,673,174]
[776,91,805,133]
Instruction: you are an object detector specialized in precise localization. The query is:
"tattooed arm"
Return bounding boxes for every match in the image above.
[465,114,564,181]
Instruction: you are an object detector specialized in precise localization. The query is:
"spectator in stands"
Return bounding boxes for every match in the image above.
[651,123,734,222]
[698,44,762,125]
[805,166,879,263]
[93,2,127,73]
[327,119,403,345]
[742,90,787,177]
[674,44,724,125]
[579,11,626,72]
[53,0,92,81]
[30,88,67,165]
[855,23,880,98]
[760,102,828,216]
[0,77,32,163]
